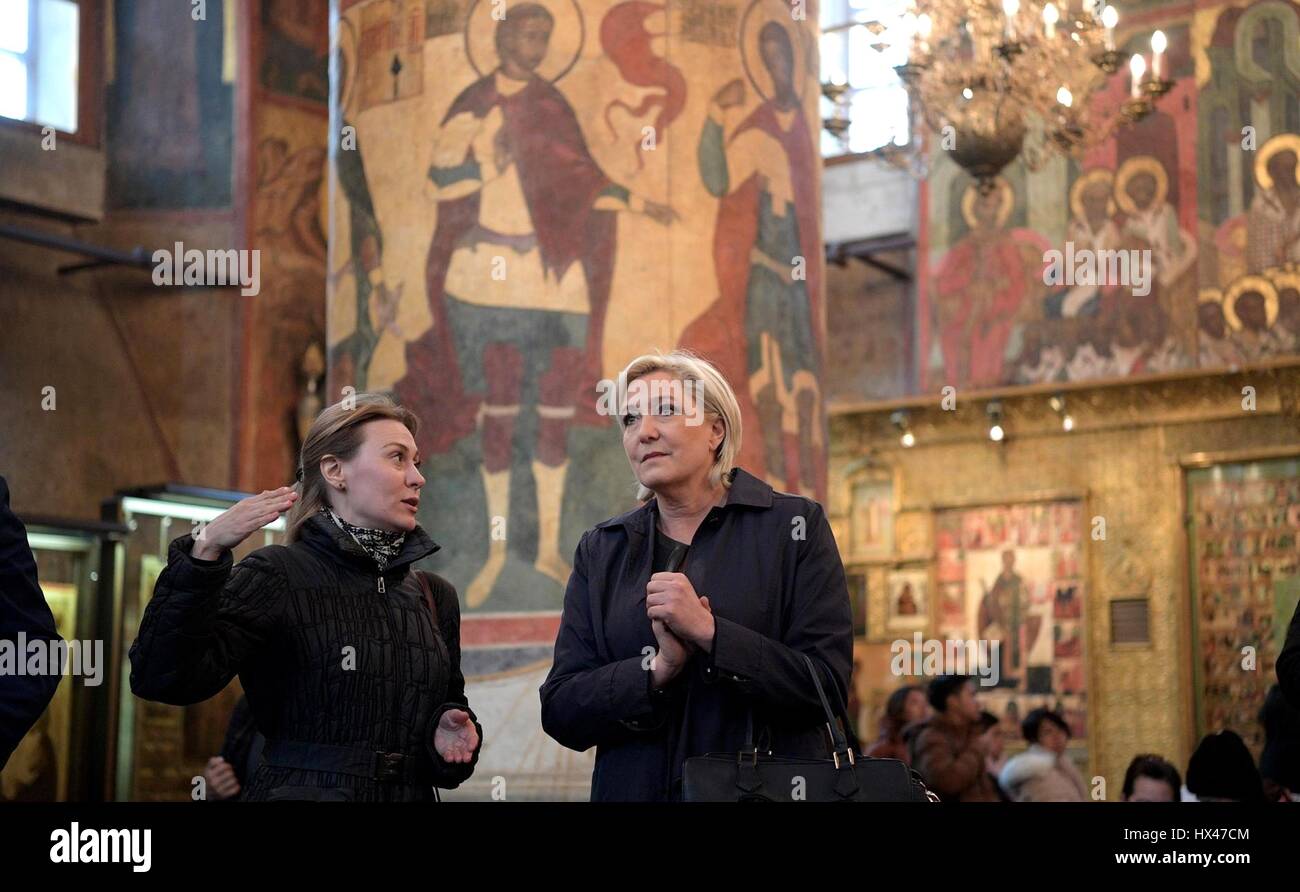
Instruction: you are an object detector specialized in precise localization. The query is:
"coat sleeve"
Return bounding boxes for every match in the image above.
[423,573,483,789]
[1279,598,1300,709]
[915,727,984,800]
[0,476,63,769]
[217,695,260,790]
[129,534,284,705]
[702,502,854,729]
[540,532,667,752]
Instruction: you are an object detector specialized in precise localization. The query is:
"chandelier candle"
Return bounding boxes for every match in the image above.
[1102,5,1118,51]
[1151,30,1167,80]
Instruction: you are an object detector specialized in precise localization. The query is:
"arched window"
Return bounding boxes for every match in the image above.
[820,0,911,158]
[0,0,81,134]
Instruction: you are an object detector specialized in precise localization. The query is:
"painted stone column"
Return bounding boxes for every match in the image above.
[327,0,824,798]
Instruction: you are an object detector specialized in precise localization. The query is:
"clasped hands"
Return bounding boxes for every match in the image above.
[647,572,715,689]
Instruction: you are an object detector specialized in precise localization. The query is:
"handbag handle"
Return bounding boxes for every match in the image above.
[799,653,860,766]
[738,654,861,764]
[817,656,864,754]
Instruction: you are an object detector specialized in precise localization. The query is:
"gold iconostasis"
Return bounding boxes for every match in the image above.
[828,366,1300,797]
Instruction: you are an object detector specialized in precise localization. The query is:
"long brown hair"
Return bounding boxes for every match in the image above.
[881,685,923,740]
[285,392,420,542]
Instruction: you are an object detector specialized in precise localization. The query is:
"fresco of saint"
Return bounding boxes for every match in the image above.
[1246,136,1300,274]
[397,2,675,607]
[681,9,825,499]
[932,179,1033,388]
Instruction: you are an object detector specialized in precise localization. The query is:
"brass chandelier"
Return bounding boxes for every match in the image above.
[826,1,1171,192]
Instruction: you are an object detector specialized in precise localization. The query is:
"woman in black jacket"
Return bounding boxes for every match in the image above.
[130,394,481,801]
[540,350,853,801]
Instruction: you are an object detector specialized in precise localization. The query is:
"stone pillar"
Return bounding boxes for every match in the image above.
[328,0,824,798]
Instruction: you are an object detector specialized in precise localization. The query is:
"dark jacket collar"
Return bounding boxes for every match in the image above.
[298,511,440,573]
[594,467,774,536]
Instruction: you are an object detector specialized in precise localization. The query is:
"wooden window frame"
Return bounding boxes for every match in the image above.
[0,0,103,148]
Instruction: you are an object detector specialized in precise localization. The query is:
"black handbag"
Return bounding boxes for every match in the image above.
[682,654,938,802]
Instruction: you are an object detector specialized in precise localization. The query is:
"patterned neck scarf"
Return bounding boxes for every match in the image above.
[322,506,406,573]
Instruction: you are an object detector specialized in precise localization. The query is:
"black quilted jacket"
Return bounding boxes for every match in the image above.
[129,511,481,802]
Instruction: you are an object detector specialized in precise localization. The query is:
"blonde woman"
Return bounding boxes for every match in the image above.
[130,394,481,801]
[540,350,852,801]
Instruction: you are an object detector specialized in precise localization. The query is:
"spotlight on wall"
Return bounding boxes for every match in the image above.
[986,400,1005,442]
[1049,393,1074,432]
[890,410,915,448]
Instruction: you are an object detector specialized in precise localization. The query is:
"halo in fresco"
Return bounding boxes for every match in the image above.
[1223,274,1279,331]
[465,0,585,83]
[1253,132,1300,190]
[960,176,1014,229]
[739,0,814,103]
[1114,155,1168,217]
[1069,168,1116,221]
[1269,264,1300,295]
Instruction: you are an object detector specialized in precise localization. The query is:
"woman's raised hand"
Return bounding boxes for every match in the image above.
[191,487,298,560]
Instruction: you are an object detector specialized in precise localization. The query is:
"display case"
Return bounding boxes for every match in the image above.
[103,485,286,801]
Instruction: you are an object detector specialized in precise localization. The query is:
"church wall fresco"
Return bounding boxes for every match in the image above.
[920,0,1300,396]
[327,0,826,797]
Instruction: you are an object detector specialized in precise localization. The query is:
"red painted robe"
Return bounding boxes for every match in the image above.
[678,102,824,487]
[394,73,620,456]
[933,231,1026,388]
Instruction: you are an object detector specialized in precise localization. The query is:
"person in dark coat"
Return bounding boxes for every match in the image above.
[0,475,63,770]
[1280,599,1300,709]
[1185,729,1266,803]
[539,350,853,801]
[1258,684,1300,801]
[130,394,482,802]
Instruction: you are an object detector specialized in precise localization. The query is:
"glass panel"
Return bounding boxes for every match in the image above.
[0,0,29,54]
[847,21,877,88]
[820,0,912,157]
[34,0,78,132]
[849,85,909,153]
[820,0,850,28]
[0,50,27,120]
[820,29,848,86]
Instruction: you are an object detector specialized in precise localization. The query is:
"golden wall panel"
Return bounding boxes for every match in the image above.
[830,367,1300,797]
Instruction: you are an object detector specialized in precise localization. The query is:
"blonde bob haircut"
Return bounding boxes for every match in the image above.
[617,349,742,501]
